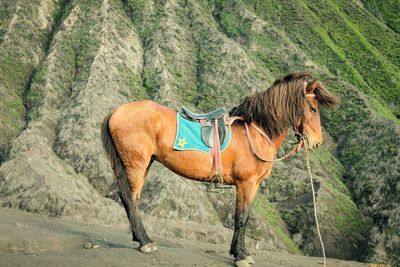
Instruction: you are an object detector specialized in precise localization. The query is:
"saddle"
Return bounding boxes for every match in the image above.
[179,106,230,189]
[180,106,228,147]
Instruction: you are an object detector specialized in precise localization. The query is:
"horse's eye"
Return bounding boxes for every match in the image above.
[310,106,316,113]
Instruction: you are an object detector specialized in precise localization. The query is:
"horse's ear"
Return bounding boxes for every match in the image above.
[304,79,318,95]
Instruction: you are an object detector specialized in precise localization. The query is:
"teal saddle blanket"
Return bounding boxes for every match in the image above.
[173,113,231,153]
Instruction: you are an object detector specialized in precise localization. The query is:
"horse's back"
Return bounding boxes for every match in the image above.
[109,100,174,130]
[111,100,169,117]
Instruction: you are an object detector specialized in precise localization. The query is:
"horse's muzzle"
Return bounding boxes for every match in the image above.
[302,135,321,150]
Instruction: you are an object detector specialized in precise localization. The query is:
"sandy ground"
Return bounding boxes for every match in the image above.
[0,207,369,267]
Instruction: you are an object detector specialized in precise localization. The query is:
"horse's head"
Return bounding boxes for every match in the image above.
[229,72,338,150]
[295,78,338,150]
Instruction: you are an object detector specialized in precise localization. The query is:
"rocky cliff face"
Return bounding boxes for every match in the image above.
[0,0,399,265]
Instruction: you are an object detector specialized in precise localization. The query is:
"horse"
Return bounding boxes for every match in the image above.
[101,72,338,267]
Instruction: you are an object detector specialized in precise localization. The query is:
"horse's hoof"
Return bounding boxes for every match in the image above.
[235,259,251,267]
[139,242,158,253]
[245,255,255,264]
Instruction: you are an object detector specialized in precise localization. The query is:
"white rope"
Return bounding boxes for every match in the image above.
[305,148,327,267]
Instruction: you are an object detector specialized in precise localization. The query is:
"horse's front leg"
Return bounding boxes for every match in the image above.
[230,180,258,267]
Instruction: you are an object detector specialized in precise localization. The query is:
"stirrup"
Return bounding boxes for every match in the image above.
[215,183,233,189]
[206,174,233,192]
[206,183,233,192]
[206,182,219,192]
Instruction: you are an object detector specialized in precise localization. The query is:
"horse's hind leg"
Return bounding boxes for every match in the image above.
[118,153,156,253]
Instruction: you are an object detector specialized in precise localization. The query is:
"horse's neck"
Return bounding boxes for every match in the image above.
[250,121,288,151]
[271,129,288,150]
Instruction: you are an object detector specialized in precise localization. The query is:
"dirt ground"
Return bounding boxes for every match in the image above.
[0,207,369,267]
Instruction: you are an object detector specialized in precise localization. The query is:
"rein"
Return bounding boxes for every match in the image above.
[244,122,304,162]
[226,116,304,162]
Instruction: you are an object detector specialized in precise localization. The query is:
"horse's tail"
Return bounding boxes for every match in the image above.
[101,112,132,219]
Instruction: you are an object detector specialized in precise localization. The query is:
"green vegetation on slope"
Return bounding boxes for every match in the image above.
[363,0,400,34]
[264,144,371,259]
[243,0,400,119]
[213,0,309,77]
[253,194,302,255]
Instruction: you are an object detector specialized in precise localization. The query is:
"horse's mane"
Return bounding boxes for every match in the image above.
[229,72,338,138]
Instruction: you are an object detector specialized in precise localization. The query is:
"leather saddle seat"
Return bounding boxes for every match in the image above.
[180,107,228,120]
[179,106,229,148]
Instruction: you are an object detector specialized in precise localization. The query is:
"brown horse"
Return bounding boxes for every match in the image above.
[101,72,338,267]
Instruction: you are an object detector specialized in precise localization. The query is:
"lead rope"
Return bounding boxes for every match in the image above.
[305,148,326,267]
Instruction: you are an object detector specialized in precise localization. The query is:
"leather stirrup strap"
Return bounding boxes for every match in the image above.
[213,119,222,179]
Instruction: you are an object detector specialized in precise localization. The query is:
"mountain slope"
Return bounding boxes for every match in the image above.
[0,0,398,265]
